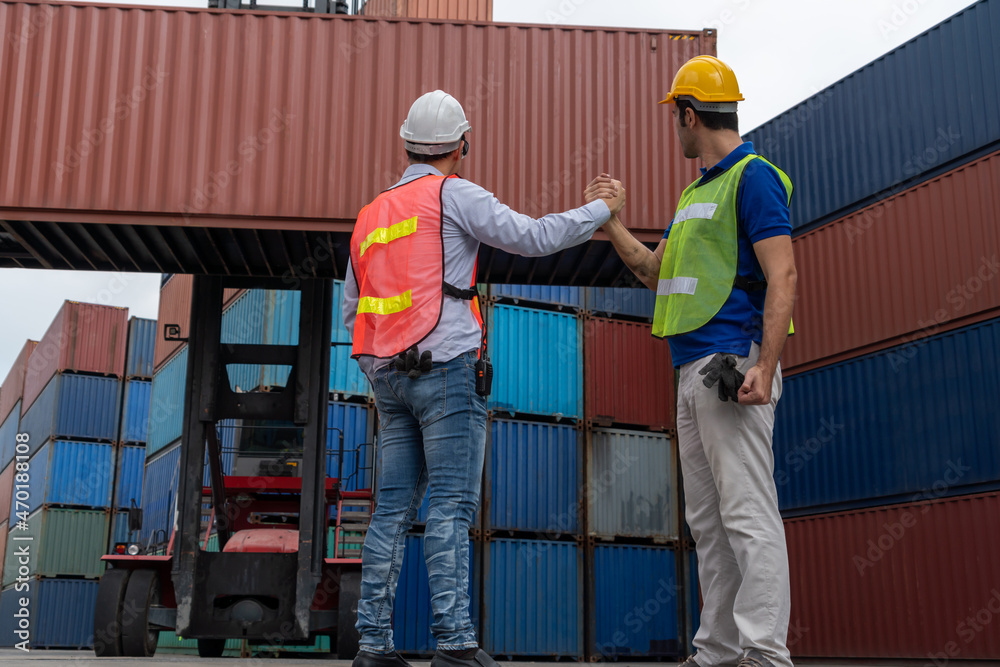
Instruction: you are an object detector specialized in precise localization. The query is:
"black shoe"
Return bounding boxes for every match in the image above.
[352,650,414,667]
[431,648,499,667]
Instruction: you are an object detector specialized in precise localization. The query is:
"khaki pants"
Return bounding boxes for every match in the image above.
[677,343,792,667]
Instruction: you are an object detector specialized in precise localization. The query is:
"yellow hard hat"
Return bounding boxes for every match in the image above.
[659,55,744,110]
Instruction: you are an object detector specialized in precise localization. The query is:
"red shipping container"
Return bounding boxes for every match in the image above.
[0,463,14,524]
[152,275,243,372]
[363,0,492,20]
[783,492,1000,659]
[0,340,36,425]
[584,317,674,430]
[784,150,1000,374]
[0,2,706,235]
[20,302,127,416]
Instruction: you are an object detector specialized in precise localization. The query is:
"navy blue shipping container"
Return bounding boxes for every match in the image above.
[491,285,583,310]
[394,534,478,654]
[487,419,579,534]
[745,0,1000,231]
[140,443,181,546]
[147,347,186,458]
[0,401,19,469]
[0,579,99,648]
[482,538,582,657]
[124,317,157,379]
[488,305,582,419]
[585,286,656,320]
[18,374,120,455]
[120,379,151,444]
[326,401,373,491]
[18,440,113,514]
[591,545,681,658]
[114,445,145,509]
[686,549,700,655]
[773,316,1000,513]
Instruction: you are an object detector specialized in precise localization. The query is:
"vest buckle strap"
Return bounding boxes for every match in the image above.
[442,281,478,300]
[733,274,767,292]
[657,277,699,297]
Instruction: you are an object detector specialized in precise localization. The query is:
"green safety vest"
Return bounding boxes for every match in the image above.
[652,153,794,338]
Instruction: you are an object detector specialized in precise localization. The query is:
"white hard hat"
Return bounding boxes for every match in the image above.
[400,90,471,155]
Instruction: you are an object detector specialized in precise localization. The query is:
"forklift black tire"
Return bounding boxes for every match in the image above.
[337,569,362,659]
[198,638,228,657]
[120,569,161,657]
[93,568,131,657]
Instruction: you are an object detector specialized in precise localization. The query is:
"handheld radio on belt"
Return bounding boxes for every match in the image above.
[475,292,493,397]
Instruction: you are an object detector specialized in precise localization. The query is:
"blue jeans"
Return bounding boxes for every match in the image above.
[356,350,487,654]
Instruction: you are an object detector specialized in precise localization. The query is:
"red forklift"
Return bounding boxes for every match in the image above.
[94,276,371,658]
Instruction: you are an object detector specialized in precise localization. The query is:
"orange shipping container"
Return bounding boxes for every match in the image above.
[21,302,127,415]
[784,492,1000,659]
[783,150,1000,374]
[584,317,674,430]
[0,1,711,283]
[0,340,37,424]
[363,0,492,21]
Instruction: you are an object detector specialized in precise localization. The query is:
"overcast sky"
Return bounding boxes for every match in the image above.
[0,0,978,377]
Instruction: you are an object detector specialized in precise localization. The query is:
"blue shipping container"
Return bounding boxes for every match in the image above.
[745,0,1000,230]
[0,401,20,469]
[140,442,181,546]
[114,445,145,509]
[220,286,370,397]
[111,508,133,545]
[488,419,579,534]
[592,545,680,658]
[394,534,478,654]
[585,286,656,320]
[0,579,99,648]
[686,549,700,655]
[18,440,113,514]
[120,379,151,444]
[483,538,581,657]
[327,401,373,491]
[774,316,1000,513]
[19,374,120,455]
[488,305,582,419]
[332,281,372,398]
[491,285,583,310]
[147,347,186,458]
[125,317,157,379]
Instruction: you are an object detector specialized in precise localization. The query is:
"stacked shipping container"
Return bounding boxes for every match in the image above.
[0,303,131,649]
[739,0,1000,658]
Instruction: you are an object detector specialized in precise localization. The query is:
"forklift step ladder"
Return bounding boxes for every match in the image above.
[94,276,362,659]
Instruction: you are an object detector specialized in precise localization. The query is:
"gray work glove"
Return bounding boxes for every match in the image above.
[394,346,433,379]
[699,353,745,403]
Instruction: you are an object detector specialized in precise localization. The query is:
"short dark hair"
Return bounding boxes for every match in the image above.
[677,99,739,133]
[406,149,452,163]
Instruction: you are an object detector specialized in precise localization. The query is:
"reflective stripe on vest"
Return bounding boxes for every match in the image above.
[652,154,795,338]
[350,175,452,359]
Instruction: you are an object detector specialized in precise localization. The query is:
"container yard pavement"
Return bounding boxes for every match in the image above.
[0,655,931,667]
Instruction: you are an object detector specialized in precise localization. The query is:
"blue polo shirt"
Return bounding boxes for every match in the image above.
[663,142,791,366]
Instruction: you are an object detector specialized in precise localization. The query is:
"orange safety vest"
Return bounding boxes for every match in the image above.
[350,174,483,359]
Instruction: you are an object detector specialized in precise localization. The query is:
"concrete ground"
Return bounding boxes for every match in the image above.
[0,652,988,667]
